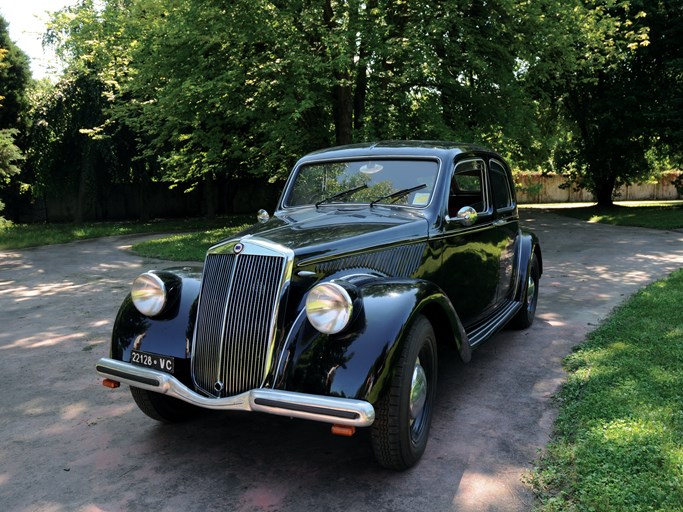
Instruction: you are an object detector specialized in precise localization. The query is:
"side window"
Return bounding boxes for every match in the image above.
[449,159,487,217]
[489,159,513,210]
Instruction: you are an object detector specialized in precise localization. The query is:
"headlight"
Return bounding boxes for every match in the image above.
[305,282,354,334]
[131,272,167,317]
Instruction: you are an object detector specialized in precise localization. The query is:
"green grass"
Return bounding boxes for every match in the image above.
[529,269,683,511]
[0,215,253,252]
[547,201,683,229]
[131,224,252,261]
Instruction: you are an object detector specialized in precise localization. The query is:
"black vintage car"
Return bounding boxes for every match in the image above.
[97,141,542,470]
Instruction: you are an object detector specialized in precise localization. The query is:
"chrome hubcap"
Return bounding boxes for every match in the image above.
[526,275,536,311]
[409,357,428,423]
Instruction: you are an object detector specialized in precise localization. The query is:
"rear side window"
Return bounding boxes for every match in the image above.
[489,160,513,210]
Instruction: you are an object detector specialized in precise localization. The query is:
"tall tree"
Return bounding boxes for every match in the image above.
[0,16,31,132]
[524,1,655,206]
[0,15,31,220]
[27,71,116,222]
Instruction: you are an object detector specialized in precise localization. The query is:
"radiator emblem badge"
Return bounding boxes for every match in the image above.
[234,242,244,254]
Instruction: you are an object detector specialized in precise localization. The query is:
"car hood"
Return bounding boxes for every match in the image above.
[219,206,429,263]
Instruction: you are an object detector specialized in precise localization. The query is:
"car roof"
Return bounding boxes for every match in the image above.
[297,140,499,164]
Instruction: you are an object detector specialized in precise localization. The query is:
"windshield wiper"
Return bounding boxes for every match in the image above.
[315,184,368,208]
[370,184,427,207]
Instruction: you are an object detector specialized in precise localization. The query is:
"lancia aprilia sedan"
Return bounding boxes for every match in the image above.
[97,141,542,470]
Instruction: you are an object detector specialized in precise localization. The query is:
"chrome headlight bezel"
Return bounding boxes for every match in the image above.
[305,281,355,334]
[131,272,167,317]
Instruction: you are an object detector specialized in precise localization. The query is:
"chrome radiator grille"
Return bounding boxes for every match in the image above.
[191,250,286,398]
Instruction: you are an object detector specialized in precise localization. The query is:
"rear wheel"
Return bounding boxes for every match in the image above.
[130,386,201,423]
[371,315,437,470]
[511,253,540,329]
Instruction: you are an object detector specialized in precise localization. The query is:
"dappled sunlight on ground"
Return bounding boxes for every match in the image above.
[3,281,86,301]
[0,331,87,350]
[453,468,526,510]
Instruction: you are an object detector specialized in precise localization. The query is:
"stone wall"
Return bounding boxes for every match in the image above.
[515,172,682,204]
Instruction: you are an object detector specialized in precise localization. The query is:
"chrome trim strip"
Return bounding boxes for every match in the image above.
[297,239,429,268]
[431,221,496,240]
[466,300,521,348]
[97,358,375,427]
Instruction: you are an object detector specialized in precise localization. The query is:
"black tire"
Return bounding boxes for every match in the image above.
[511,253,540,329]
[371,315,437,470]
[130,386,201,423]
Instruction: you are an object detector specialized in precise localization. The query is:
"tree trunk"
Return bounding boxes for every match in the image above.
[135,161,151,222]
[204,173,217,219]
[594,172,617,207]
[75,144,93,223]
[353,59,367,134]
[333,81,354,145]
[324,0,354,146]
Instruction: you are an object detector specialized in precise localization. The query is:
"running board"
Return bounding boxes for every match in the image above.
[466,300,522,348]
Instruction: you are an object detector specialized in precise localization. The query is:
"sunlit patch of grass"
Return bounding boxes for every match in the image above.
[0,215,254,251]
[131,224,252,261]
[550,202,683,229]
[530,269,683,511]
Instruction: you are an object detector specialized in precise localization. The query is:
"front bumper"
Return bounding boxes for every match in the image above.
[96,358,375,427]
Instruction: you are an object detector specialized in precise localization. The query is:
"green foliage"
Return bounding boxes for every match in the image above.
[39,0,571,193]
[26,70,120,222]
[0,128,23,181]
[10,0,680,222]
[0,16,31,131]
[0,127,24,219]
[527,1,681,206]
[0,16,31,220]
[530,269,683,511]
[672,175,683,198]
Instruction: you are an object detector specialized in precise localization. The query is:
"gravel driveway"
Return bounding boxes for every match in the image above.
[1,210,682,512]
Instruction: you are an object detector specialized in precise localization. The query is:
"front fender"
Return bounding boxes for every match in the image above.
[110,267,202,388]
[275,278,468,405]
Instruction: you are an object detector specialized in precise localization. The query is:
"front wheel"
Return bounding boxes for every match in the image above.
[130,386,201,423]
[371,315,437,470]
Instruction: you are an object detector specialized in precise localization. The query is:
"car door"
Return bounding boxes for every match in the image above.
[437,157,502,327]
[488,158,519,304]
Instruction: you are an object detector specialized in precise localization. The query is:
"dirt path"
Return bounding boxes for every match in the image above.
[1,211,682,512]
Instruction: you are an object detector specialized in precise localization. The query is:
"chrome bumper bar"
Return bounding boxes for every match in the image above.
[96,358,375,427]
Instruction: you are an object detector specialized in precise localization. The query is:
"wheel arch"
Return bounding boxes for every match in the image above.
[515,230,542,303]
[279,278,470,404]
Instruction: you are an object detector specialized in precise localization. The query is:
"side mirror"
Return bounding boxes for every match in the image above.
[456,206,477,227]
[257,209,270,224]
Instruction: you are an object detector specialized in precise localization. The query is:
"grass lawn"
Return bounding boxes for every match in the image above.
[0,215,253,253]
[131,224,252,261]
[529,268,683,511]
[533,200,683,230]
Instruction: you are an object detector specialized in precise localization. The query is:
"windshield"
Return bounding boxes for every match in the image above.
[284,159,440,208]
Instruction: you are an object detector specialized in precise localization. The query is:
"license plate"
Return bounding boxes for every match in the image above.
[131,350,174,374]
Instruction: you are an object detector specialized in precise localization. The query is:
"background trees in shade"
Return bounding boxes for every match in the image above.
[1,0,681,221]
[0,16,30,221]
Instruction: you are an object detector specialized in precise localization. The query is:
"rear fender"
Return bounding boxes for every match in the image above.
[275,278,469,404]
[514,231,543,302]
